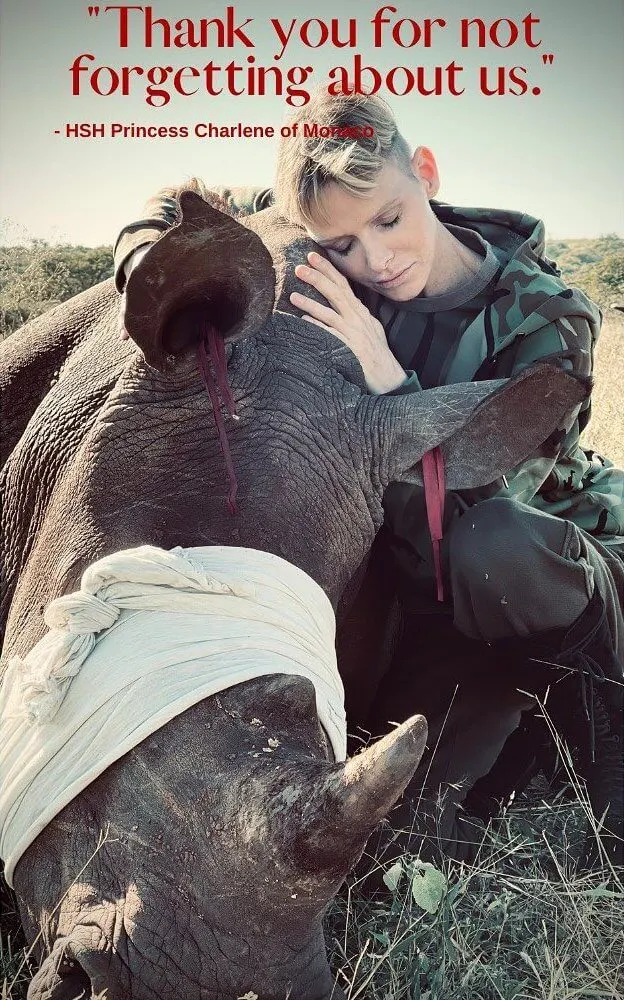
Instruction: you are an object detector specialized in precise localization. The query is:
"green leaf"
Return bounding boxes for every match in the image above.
[579,884,621,899]
[369,930,390,947]
[444,880,463,905]
[411,863,447,913]
[389,930,422,955]
[383,860,404,893]
[418,951,430,974]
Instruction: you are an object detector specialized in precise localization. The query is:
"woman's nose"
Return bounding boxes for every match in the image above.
[364,241,393,274]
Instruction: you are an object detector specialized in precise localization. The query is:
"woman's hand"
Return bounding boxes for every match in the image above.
[290,252,407,394]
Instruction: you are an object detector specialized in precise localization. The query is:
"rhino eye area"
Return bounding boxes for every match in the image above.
[163,284,249,355]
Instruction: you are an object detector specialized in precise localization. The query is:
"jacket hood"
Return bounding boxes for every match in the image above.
[431,200,601,357]
[432,200,550,262]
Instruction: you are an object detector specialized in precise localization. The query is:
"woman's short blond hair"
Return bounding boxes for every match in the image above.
[274,90,413,227]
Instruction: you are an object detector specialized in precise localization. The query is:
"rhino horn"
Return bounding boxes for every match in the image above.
[124,190,275,370]
[295,714,428,873]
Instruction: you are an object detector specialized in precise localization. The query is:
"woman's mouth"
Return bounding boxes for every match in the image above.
[376,263,414,288]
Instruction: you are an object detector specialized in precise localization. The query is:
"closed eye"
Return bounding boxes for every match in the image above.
[329,215,401,256]
[331,242,354,257]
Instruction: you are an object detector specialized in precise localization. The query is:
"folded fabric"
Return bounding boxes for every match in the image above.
[0,545,344,886]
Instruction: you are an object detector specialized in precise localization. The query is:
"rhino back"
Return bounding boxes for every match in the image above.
[0,280,120,467]
[1,290,134,638]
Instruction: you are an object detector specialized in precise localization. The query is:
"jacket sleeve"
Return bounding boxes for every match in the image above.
[489,312,624,550]
[112,183,273,292]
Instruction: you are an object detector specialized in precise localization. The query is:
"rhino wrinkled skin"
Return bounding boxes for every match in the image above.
[0,192,588,999]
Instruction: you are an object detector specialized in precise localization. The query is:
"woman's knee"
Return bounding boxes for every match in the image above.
[449,497,548,585]
[448,497,590,639]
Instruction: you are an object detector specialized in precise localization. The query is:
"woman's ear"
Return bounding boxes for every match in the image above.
[410,146,440,199]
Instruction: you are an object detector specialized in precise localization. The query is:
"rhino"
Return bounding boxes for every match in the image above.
[0,191,588,999]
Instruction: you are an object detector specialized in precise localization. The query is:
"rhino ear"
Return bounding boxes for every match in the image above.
[124,190,275,370]
[380,364,590,490]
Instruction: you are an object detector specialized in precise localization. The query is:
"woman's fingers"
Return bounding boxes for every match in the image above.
[293,266,342,308]
[288,251,406,394]
[290,290,343,331]
[304,251,351,287]
[301,314,337,337]
[290,251,361,335]
[294,256,353,311]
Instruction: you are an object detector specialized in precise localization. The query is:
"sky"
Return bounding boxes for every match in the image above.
[1,0,623,245]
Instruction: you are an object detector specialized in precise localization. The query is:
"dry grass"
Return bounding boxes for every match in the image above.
[581,313,624,465]
[324,707,624,998]
[328,794,624,999]
[3,784,622,1000]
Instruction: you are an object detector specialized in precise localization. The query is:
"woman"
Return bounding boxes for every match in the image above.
[114,90,623,863]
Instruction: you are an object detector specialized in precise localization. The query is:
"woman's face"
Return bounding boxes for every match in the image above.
[304,153,441,301]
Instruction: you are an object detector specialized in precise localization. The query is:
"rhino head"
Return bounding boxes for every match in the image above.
[18,674,427,1000]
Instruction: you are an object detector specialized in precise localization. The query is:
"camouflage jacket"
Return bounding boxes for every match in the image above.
[113,186,624,555]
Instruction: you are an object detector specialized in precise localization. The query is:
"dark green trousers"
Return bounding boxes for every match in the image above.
[365,496,624,862]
